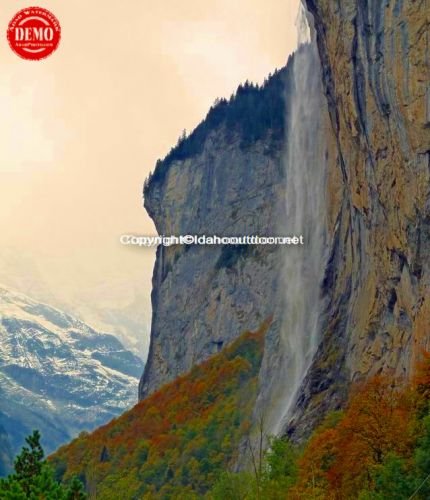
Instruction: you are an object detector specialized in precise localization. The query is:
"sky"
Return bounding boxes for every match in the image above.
[0,0,300,356]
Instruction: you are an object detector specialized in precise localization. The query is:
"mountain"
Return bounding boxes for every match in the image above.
[0,425,13,477]
[52,64,294,497]
[51,0,429,496]
[0,285,144,473]
[141,0,430,438]
[0,247,152,357]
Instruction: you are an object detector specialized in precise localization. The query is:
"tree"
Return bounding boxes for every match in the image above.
[13,430,44,495]
[66,477,87,500]
[265,437,298,485]
[260,437,299,499]
[0,431,86,499]
[414,352,430,417]
[362,454,415,500]
[410,415,430,499]
[210,471,257,500]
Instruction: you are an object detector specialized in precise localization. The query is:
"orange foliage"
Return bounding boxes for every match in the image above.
[50,321,429,499]
[414,350,430,403]
[296,376,415,498]
[49,319,271,498]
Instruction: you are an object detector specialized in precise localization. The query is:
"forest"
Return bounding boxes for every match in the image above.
[3,329,430,499]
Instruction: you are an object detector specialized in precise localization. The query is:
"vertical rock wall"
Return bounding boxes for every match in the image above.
[289,0,430,438]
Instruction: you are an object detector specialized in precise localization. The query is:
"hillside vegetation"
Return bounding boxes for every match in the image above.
[51,346,430,499]
[50,321,270,499]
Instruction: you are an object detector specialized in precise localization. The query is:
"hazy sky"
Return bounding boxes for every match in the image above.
[0,0,299,355]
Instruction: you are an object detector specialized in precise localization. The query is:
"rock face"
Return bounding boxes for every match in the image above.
[140,0,429,441]
[139,70,290,400]
[0,285,144,467]
[287,0,430,437]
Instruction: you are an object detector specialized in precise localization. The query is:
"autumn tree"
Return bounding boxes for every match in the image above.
[294,377,415,498]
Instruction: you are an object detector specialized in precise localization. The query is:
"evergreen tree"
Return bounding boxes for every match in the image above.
[0,431,86,500]
[66,477,86,500]
[13,431,44,496]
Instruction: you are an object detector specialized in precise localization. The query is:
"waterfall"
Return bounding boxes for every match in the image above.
[272,5,329,436]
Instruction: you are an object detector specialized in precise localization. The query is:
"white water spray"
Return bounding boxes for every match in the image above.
[272,6,329,436]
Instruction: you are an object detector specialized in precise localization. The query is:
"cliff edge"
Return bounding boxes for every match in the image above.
[139,67,291,400]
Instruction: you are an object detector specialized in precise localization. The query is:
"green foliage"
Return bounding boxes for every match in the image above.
[0,431,86,499]
[66,477,87,500]
[316,410,344,431]
[212,368,430,499]
[208,437,298,500]
[210,471,257,500]
[359,454,415,500]
[13,430,44,495]
[50,345,430,499]
[50,323,270,499]
[264,437,298,487]
[411,415,430,499]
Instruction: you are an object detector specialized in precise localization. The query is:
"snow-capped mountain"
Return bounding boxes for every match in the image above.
[0,285,144,473]
[0,247,152,357]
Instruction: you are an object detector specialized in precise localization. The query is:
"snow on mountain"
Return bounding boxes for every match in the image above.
[0,285,144,471]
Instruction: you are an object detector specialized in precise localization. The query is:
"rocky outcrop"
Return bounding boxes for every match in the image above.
[288,0,430,438]
[139,141,287,399]
[139,69,290,400]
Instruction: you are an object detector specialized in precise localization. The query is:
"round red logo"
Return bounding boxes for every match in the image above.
[7,7,61,61]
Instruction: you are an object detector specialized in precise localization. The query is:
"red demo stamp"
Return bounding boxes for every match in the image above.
[7,7,61,60]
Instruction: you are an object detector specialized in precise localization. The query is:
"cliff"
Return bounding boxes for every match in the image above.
[141,0,430,439]
[288,0,430,437]
[139,68,291,400]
